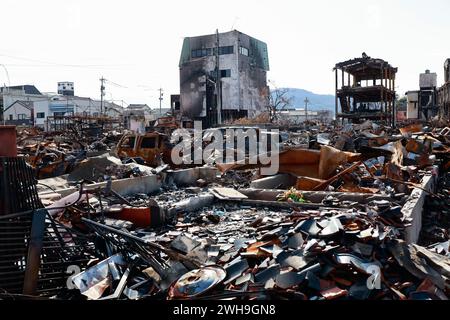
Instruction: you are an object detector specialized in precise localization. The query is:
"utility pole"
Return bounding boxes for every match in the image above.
[1,64,11,125]
[216,29,222,126]
[100,77,105,116]
[158,88,163,116]
[304,97,309,123]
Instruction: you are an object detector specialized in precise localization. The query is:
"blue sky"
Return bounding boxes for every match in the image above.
[0,0,449,107]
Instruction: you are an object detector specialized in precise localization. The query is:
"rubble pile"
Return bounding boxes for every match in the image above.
[16,127,124,179]
[1,121,450,301]
[50,187,450,300]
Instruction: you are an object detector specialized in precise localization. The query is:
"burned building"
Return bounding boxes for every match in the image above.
[406,70,438,121]
[438,58,450,120]
[179,30,270,128]
[334,53,397,125]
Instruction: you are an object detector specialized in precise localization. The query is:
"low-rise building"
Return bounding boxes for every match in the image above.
[124,104,153,133]
[278,109,333,124]
[1,83,124,129]
[3,100,34,126]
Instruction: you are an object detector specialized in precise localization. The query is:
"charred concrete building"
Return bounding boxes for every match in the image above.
[179,30,270,128]
[406,70,438,121]
[334,53,397,125]
[438,58,450,120]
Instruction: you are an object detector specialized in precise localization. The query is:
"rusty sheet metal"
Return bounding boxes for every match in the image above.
[400,124,423,136]
[217,146,360,181]
[295,176,325,191]
[318,146,361,179]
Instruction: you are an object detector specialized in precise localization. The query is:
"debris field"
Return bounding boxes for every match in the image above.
[0,121,450,301]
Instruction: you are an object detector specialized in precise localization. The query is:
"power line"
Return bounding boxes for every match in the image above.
[104,78,128,89]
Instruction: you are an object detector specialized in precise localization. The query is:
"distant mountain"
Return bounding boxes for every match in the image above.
[274,88,335,113]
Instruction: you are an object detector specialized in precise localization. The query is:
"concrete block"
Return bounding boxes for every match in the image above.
[403,175,436,244]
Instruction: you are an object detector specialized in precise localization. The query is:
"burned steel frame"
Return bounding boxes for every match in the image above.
[46,114,123,133]
[22,209,46,295]
[334,54,397,126]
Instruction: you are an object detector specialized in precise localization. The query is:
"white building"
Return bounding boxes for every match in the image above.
[3,100,33,125]
[1,85,49,126]
[123,104,153,133]
[1,84,124,129]
[278,109,333,124]
[406,91,419,120]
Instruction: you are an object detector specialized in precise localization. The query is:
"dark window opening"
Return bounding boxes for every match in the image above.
[141,137,157,149]
[37,112,45,118]
[192,46,234,59]
[220,69,231,78]
[191,48,213,59]
[218,46,234,55]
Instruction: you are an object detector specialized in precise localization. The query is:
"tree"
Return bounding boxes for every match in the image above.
[266,82,293,122]
[396,96,407,110]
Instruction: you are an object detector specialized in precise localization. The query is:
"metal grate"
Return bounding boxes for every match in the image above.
[0,210,96,296]
[0,157,96,296]
[0,157,42,215]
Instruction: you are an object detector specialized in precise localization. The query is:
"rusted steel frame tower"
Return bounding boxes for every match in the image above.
[334,54,397,126]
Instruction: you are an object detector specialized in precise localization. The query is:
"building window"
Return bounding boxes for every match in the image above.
[191,48,212,59]
[220,69,231,78]
[239,46,249,56]
[192,46,233,59]
[9,114,13,121]
[218,46,234,55]
[37,112,45,119]
[53,112,65,117]
[18,114,27,120]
